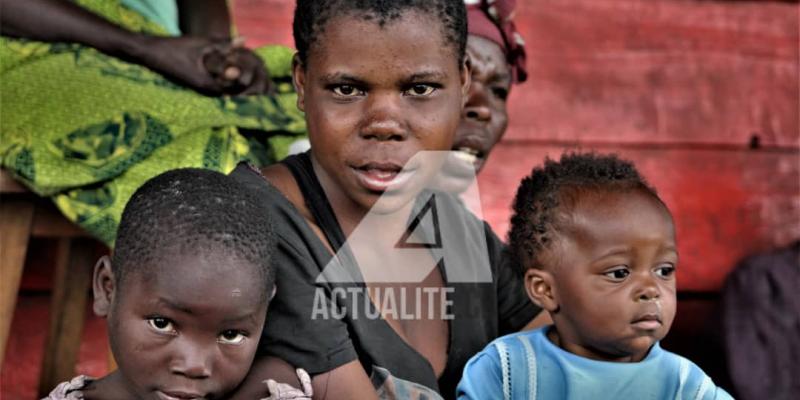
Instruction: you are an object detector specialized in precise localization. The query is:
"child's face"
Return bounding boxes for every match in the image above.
[532,189,678,362]
[293,10,469,213]
[98,252,267,400]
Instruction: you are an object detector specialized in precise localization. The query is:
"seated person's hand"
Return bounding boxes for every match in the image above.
[139,35,270,96]
[261,368,313,400]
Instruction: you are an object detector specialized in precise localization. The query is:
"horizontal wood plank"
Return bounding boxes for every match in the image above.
[232,0,295,47]
[506,0,799,147]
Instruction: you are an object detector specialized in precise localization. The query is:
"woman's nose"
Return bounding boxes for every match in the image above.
[360,94,407,141]
[360,118,406,141]
[463,82,491,122]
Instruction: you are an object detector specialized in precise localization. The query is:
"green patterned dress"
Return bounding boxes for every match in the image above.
[0,0,306,246]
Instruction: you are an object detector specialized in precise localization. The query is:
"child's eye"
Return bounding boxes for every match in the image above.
[147,317,176,334]
[218,330,247,345]
[404,84,436,97]
[603,267,630,281]
[331,85,364,97]
[655,264,676,278]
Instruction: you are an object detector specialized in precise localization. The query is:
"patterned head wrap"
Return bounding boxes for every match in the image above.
[465,0,527,83]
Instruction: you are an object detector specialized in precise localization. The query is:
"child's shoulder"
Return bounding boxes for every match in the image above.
[459,330,735,400]
[658,348,735,400]
[461,327,547,379]
[487,326,546,350]
[457,328,547,399]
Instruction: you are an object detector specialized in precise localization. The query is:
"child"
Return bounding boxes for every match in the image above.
[226,1,541,399]
[457,153,733,399]
[43,168,312,400]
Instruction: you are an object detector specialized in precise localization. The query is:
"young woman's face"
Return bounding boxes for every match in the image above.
[547,190,678,362]
[107,253,267,400]
[294,10,469,213]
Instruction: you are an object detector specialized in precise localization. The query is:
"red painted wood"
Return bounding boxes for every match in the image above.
[477,143,800,291]
[232,0,295,47]
[233,0,799,148]
[1,297,107,400]
[505,0,799,147]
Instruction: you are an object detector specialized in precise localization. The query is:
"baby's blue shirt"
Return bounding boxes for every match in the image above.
[457,326,734,400]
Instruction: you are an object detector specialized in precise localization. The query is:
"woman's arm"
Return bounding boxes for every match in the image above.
[0,0,147,59]
[231,357,379,400]
[0,0,268,95]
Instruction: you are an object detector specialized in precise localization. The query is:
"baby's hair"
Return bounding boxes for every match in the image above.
[507,152,661,275]
[293,0,467,66]
[112,168,276,298]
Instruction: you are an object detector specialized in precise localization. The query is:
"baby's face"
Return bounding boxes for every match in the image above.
[108,253,267,400]
[547,189,678,362]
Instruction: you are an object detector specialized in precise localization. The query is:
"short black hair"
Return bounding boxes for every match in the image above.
[112,168,275,297]
[507,152,662,275]
[293,0,467,66]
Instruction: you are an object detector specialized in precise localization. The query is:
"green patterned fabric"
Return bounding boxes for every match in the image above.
[0,0,305,246]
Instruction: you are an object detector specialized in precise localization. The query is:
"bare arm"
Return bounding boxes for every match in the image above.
[231,357,379,400]
[0,0,147,60]
[0,0,268,95]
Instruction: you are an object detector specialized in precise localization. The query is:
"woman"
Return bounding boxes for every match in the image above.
[441,0,529,194]
[0,0,305,245]
[228,1,543,399]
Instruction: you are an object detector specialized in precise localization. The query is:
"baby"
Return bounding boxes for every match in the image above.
[457,153,732,399]
[44,168,311,400]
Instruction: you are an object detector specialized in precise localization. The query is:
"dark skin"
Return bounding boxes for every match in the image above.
[437,35,512,194]
[232,10,551,400]
[0,0,269,96]
[525,189,678,362]
[231,10,471,400]
[454,35,512,172]
[87,252,268,399]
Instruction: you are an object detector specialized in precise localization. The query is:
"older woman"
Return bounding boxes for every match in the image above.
[442,0,528,193]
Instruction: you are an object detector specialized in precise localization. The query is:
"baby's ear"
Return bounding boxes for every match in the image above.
[524,268,559,313]
[92,255,115,317]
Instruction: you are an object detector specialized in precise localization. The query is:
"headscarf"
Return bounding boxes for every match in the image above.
[465,0,527,83]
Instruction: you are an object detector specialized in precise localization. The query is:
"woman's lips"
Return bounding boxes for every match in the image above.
[351,163,415,193]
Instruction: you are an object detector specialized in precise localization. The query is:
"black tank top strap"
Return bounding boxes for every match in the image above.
[282,151,348,251]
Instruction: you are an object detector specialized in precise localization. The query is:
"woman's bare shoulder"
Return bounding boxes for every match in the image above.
[260,163,315,229]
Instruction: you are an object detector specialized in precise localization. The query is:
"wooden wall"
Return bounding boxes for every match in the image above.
[231,0,799,291]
